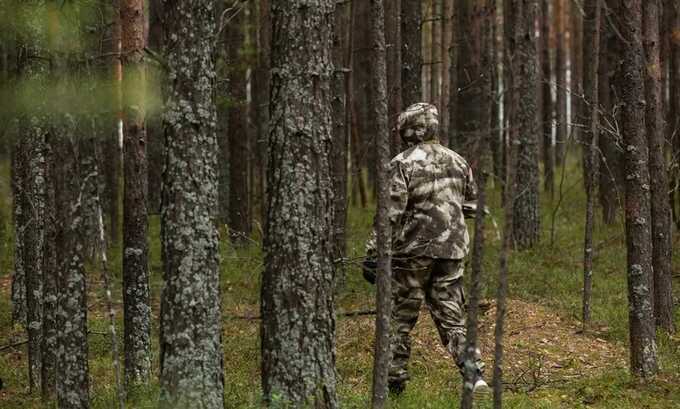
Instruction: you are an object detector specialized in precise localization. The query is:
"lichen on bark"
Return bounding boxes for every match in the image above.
[159,2,224,408]
[261,1,338,407]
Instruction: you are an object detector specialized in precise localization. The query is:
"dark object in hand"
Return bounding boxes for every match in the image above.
[463,202,490,219]
[362,258,377,285]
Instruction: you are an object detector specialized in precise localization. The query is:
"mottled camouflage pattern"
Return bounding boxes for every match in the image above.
[388,258,483,383]
[367,140,477,260]
[398,102,440,146]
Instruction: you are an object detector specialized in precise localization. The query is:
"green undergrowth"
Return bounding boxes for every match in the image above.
[1,158,679,408]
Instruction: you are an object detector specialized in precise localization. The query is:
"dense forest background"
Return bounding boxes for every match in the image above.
[0,0,679,408]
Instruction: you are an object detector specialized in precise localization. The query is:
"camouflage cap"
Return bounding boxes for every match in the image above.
[397,102,439,145]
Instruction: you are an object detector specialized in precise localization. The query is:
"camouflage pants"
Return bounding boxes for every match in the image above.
[389,257,483,384]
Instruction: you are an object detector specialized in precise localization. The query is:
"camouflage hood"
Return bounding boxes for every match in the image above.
[397,102,439,146]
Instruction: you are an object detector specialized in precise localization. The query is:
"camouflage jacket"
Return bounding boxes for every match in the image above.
[367,141,477,260]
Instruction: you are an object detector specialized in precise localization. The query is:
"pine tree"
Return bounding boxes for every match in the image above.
[261,0,338,406]
[512,0,540,249]
[121,0,151,385]
[159,2,224,407]
[618,0,658,378]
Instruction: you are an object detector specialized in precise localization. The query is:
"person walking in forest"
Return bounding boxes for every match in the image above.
[364,102,487,395]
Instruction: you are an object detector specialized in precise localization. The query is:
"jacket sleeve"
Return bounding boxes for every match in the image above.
[366,161,409,256]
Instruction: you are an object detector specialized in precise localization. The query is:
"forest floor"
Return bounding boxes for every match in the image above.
[1,159,680,408]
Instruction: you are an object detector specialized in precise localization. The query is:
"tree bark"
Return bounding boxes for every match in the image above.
[555,0,568,165]
[227,4,251,243]
[41,128,57,400]
[440,0,452,145]
[598,0,623,225]
[146,0,164,215]
[401,0,422,106]
[261,1,338,407]
[22,129,46,394]
[369,0,391,406]
[582,0,600,328]
[57,134,93,409]
[617,0,658,378]
[386,0,402,155]
[670,0,680,227]
[11,143,27,327]
[121,0,151,385]
[254,0,271,225]
[159,2,224,408]
[455,0,486,160]
[540,0,554,197]
[332,1,349,287]
[493,1,520,406]
[461,3,493,408]
[511,0,540,250]
[431,0,442,107]
[643,0,674,333]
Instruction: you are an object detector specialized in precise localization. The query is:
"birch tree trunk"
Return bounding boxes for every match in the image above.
[617,0,658,378]
[261,1,338,407]
[159,2,224,408]
[121,0,151,385]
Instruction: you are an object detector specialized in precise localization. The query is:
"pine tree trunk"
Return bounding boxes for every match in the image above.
[401,0,422,106]
[511,0,540,249]
[369,0,391,406]
[582,0,600,328]
[41,129,58,400]
[254,0,271,224]
[431,0,441,107]
[332,1,349,287]
[22,129,46,393]
[494,1,520,406]
[440,0,452,144]
[261,1,338,406]
[555,0,568,165]
[540,0,554,197]
[11,144,27,327]
[386,0,403,155]
[227,6,251,243]
[105,1,122,242]
[617,0,658,378]
[461,2,493,407]
[159,2,224,408]
[598,0,623,225]
[643,0,674,333]
[670,0,680,227]
[456,0,483,160]
[121,0,151,385]
[146,0,164,215]
[57,134,93,409]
